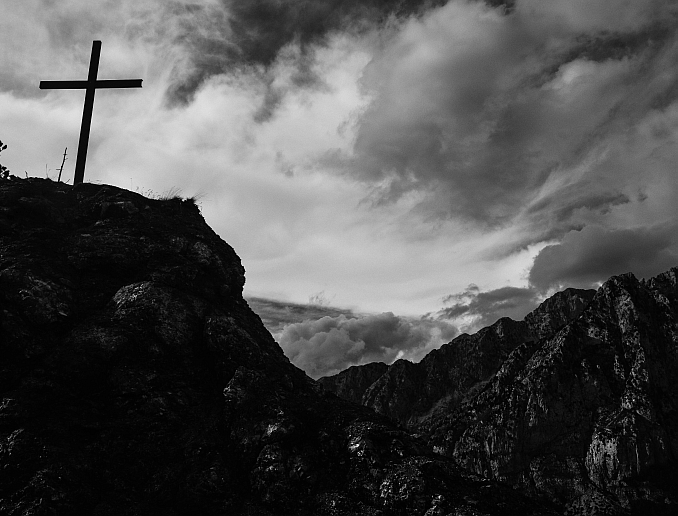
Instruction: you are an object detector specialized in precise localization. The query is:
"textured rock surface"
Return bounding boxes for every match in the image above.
[318,362,389,405]
[524,288,597,341]
[0,178,555,515]
[430,271,678,514]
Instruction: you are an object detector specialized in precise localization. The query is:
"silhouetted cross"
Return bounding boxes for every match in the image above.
[40,40,142,185]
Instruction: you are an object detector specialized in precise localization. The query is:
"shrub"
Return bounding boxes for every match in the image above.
[0,140,9,179]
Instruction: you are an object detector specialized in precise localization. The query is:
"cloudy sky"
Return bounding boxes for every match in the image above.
[2,0,677,378]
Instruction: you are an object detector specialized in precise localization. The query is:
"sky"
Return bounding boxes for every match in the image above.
[2,0,677,378]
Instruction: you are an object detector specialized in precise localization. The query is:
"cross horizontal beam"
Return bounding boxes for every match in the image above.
[39,40,142,185]
[40,79,143,90]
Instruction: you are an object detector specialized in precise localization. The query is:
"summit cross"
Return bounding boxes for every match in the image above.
[40,40,142,185]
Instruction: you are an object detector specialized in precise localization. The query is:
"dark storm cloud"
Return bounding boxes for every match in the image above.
[165,0,445,105]
[248,297,458,378]
[224,0,446,62]
[277,312,457,379]
[437,284,539,330]
[14,0,440,106]
[159,3,241,105]
[335,0,678,231]
[528,223,678,292]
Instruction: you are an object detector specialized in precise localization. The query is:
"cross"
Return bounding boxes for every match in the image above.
[40,40,142,185]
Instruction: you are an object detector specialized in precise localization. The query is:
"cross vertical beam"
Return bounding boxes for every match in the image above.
[74,40,101,185]
[40,40,142,184]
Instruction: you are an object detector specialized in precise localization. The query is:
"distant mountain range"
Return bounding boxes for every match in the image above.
[320,287,597,425]
[320,275,678,514]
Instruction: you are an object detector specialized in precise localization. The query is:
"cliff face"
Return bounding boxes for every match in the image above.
[0,178,554,515]
[432,271,678,514]
[317,362,389,405]
[524,287,598,340]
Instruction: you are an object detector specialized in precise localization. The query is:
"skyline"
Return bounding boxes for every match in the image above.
[1,0,677,377]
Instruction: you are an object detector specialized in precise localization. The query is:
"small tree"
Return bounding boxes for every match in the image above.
[0,140,9,179]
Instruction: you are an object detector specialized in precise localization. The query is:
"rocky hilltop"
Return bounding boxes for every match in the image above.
[321,275,678,514]
[0,178,554,515]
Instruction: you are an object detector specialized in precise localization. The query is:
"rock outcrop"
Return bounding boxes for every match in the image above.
[0,178,554,515]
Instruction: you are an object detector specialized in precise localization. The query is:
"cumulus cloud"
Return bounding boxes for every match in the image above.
[277,312,457,379]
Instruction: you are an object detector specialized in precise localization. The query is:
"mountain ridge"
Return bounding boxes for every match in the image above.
[319,287,597,427]
[320,270,678,514]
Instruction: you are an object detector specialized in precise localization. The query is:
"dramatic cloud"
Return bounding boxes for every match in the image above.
[12,0,439,108]
[167,0,444,105]
[436,284,540,332]
[278,312,457,379]
[331,0,678,236]
[529,223,678,292]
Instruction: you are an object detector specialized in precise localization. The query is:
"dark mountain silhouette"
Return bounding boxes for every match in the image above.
[0,178,556,515]
[321,274,678,514]
[320,288,596,426]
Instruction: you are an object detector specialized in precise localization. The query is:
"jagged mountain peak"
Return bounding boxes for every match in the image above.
[433,267,678,513]
[524,287,596,340]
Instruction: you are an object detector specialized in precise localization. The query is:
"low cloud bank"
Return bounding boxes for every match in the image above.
[270,309,457,379]
[246,296,355,335]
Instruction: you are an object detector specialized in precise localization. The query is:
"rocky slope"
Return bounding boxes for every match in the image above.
[0,178,554,515]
